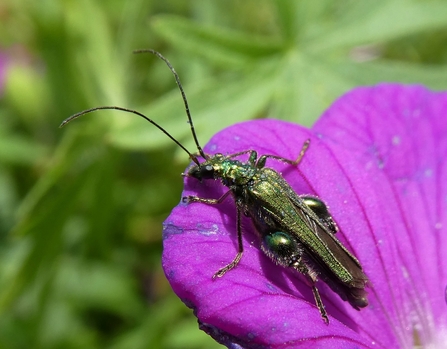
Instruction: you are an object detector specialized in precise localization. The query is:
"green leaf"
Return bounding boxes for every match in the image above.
[270,50,354,125]
[274,0,332,42]
[0,132,47,165]
[332,59,447,88]
[152,15,284,67]
[309,0,447,51]
[55,258,142,316]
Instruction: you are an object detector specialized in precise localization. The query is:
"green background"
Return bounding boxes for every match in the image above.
[1,1,447,348]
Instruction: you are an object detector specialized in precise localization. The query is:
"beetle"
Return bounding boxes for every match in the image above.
[61,49,369,323]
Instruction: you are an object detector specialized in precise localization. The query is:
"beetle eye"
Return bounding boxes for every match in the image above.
[187,164,214,180]
[199,165,215,179]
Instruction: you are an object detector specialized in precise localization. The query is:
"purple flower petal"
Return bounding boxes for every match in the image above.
[162,84,447,348]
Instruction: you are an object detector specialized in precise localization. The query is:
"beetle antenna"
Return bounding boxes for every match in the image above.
[133,49,206,159]
[60,49,209,164]
[60,106,200,165]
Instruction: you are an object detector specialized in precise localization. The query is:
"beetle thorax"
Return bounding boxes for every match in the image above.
[217,158,256,187]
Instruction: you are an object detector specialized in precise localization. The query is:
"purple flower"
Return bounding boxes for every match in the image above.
[162,84,447,348]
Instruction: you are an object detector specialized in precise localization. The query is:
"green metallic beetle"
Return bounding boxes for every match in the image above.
[183,141,369,323]
[61,50,369,323]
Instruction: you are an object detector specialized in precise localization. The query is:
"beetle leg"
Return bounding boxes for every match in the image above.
[182,190,232,204]
[213,206,243,279]
[256,139,310,168]
[292,258,329,324]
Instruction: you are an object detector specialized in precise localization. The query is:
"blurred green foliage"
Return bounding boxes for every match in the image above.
[1,0,447,348]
